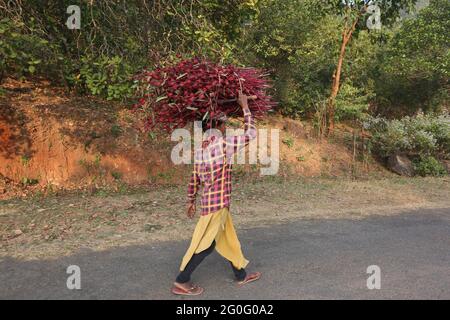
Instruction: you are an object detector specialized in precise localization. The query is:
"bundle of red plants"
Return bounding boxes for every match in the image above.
[134,57,275,132]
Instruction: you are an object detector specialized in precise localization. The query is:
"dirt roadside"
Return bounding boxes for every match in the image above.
[1,176,449,261]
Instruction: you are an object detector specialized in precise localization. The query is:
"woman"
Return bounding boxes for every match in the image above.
[172,92,262,296]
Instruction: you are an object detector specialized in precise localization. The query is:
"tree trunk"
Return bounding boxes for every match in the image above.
[326,17,359,136]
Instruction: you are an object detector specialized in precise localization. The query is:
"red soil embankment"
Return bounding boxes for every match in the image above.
[0,79,385,199]
[0,79,181,196]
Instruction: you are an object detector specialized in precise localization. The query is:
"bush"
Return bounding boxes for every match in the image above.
[0,18,56,82]
[413,156,447,177]
[1,1,255,100]
[365,113,450,159]
[78,55,137,101]
[335,81,372,122]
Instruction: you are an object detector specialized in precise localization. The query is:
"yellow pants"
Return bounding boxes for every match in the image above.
[180,207,249,271]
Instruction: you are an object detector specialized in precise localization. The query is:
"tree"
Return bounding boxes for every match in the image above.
[242,0,339,118]
[376,0,450,115]
[324,0,418,135]
[0,0,257,98]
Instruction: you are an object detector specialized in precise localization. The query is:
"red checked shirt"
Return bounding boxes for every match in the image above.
[187,108,256,215]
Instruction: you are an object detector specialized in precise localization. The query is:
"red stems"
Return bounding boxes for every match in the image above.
[135,58,276,132]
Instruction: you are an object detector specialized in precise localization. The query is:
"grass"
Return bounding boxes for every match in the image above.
[0,176,449,260]
[20,155,31,166]
[21,177,39,187]
[111,171,122,180]
[282,136,294,148]
[111,124,123,138]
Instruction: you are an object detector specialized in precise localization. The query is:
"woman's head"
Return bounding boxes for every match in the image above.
[201,112,228,133]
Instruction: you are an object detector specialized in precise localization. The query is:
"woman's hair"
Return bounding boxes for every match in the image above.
[202,112,228,132]
[201,119,225,132]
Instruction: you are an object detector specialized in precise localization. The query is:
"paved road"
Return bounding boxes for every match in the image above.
[1,208,449,299]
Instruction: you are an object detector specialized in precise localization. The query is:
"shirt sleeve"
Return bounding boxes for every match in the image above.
[225,107,257,157]
[187,163,200,204]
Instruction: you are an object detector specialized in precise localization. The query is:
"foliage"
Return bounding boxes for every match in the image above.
[243,0,415,118]
[0,18,57,81]
[0,0,257,99]
[413,156,447,176]
[335,81,372,121]
[365,113,450,159]
[376,0,450,114]
[0,0,446,131]
[243,0,336,117]
[78,55,136,100]
[282,137,294,148]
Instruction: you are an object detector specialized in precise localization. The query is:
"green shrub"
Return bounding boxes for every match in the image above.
[78,55,137,101]
[282,137,294,148]
[111,171,122,180]
[335,82,372,122]
[413,156,447,177]
[1,1,252,99]
[366,113,450,159]
[111,124,123,138]
[0,18,55,81]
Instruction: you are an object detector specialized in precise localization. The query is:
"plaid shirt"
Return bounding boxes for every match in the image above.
[187,108,256,215]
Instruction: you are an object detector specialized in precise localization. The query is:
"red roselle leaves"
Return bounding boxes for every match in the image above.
[134,57,276,132]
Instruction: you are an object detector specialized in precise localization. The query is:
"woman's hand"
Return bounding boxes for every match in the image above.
[237,91,257,109]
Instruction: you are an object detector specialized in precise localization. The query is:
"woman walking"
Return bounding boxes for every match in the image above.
[172,92,262,296]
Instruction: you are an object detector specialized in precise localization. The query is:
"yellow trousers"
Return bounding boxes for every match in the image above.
[180,207,249,271]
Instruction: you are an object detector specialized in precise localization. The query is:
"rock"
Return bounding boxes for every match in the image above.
[387,154,414,176]
[14,229,23,236]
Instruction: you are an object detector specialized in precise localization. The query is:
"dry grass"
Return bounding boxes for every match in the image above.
[1,176,449,261]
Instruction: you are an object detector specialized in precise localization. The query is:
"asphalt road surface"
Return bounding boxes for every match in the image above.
[1,207,449,299]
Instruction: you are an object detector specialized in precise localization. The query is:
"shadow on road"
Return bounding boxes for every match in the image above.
[1,208,449,300]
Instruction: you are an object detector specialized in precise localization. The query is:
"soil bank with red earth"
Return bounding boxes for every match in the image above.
[1,78,387,199]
